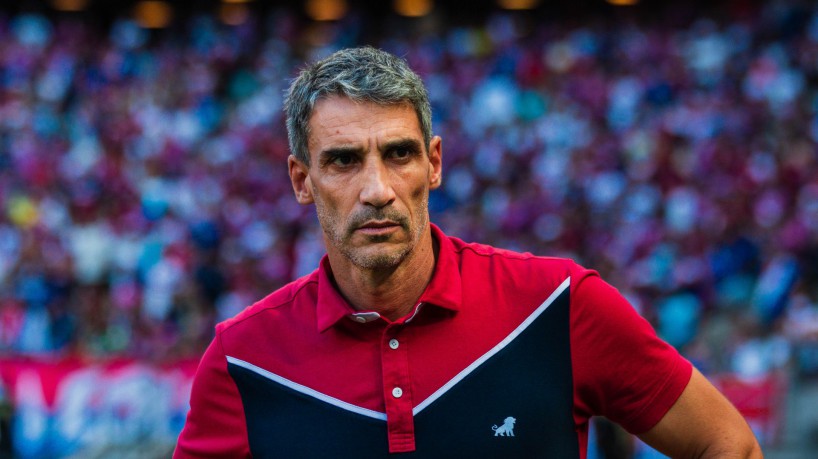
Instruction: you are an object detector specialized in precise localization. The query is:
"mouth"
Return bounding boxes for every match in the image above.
[356,220,401,235]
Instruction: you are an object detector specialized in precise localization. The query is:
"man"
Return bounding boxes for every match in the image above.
[175,47,762,458]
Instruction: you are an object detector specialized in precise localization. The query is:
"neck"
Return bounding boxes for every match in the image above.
[328,227,438,321]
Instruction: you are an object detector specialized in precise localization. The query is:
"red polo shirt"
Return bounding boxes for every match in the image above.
[175,224,692,458]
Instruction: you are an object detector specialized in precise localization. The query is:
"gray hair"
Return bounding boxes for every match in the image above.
[284,46,432,165]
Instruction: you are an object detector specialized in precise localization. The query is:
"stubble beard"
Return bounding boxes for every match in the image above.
[314,191,429,271]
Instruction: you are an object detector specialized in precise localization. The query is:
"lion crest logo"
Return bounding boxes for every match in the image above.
[491,416,516,437]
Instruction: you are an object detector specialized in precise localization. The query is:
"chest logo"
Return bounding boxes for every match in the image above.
[492,416,516,436]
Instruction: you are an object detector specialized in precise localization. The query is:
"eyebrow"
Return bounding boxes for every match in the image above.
[381,138,423,153]
[319,138,424,161]
[318,145,365,161]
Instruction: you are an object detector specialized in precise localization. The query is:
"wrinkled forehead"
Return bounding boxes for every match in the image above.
[306,96,422,147]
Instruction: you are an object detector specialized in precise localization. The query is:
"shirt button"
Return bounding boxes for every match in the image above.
[388,339,399,350]
[392,387,403,398]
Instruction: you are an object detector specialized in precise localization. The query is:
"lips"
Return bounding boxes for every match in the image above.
[359,220,399,229]
[354,220,402,237]
[348,210,407,236]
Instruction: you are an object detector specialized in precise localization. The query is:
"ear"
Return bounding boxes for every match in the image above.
[428,135,443,190]
[288,155,314,204]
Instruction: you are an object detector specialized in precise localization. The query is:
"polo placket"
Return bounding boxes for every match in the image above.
[381,317,416,453]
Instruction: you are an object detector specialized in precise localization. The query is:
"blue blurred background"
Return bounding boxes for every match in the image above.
[0,0,815,457]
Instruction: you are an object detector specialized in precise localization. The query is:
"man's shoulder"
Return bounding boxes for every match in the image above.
[439,234,599,299]
[216,270,319,333]
[448,235,582,273]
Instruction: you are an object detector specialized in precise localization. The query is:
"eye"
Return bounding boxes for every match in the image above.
[388,145,418,161]
[330,153,355,166]
[393,148,411,159]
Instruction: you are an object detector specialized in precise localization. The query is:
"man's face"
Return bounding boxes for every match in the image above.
[289,96,442,270]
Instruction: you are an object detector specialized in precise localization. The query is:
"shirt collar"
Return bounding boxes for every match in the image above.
[315,223,463,332]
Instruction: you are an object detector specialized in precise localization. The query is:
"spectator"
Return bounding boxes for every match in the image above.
[0,3,813,387]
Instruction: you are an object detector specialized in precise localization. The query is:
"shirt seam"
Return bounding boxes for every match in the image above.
[219,278,318,334]
[453,243,573,264]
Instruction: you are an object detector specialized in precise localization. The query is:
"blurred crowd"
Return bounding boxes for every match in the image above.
[0,1,817,385]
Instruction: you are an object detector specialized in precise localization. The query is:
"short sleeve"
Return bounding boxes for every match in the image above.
[174,333,251,458]
[570,269,693,434]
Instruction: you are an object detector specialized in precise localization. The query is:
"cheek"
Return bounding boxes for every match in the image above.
[409,182,429,216]
[400,169,428,201]
[312,182,352,217]
[411,183,425,200]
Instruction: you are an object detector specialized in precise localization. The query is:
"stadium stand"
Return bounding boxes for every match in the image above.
[0,0,815,457]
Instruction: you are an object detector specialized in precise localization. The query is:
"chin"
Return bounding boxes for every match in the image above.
[345,245,412,270]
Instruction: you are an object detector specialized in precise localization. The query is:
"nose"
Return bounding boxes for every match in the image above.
[359,158,396,208]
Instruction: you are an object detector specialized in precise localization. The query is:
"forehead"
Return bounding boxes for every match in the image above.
[307,96,422,152]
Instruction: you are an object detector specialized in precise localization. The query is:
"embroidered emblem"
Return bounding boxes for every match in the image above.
[492,416,516,436]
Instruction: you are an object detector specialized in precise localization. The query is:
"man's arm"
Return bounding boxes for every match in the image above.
[638,367,763,458]
[174,335,251,458]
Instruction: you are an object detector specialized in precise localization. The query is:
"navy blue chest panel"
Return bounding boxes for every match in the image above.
[227,285,577,458]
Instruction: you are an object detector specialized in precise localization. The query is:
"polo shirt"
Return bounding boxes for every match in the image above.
[174,224,692,458]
